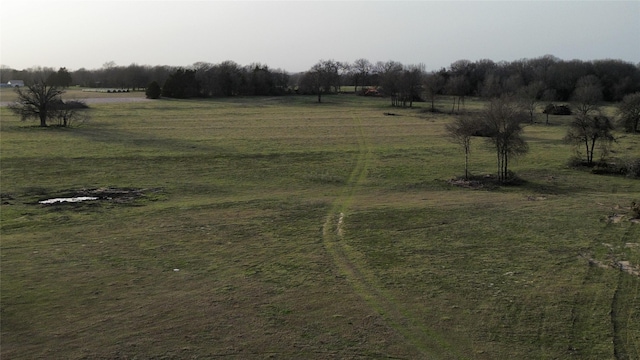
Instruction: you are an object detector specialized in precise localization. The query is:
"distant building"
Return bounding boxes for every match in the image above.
[7,80,24,87]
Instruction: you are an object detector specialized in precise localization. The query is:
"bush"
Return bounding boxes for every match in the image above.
[63,100,89,109]
[145,81,162,99]
[632,201,640,219]
[543,104,572,115]
[618,158,640,178]
[579,158,640,178]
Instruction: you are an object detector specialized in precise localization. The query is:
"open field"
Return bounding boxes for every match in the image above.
[1,94,639,359]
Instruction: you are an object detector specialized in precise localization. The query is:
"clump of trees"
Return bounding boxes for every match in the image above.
[445,115,478,180]
[7,70,88,127]
[162,68,200,99]
[564,114,615,166]
[142,61,290,99]
[446,96,528,182]
[4,55,639,104]
[298,59,343,103]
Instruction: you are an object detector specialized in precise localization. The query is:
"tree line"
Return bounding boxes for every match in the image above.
[2,55,639,103]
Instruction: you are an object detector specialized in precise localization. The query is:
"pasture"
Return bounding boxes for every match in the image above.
[1,94,639,359]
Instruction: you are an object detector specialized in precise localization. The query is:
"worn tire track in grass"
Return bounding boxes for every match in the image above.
[322,116,460,359]
[612,270,640,360]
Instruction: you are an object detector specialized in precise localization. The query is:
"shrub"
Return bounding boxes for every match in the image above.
[543,104,572,115]
[618,158,640,178]
[632,200,640,219]
[145,81,162,99]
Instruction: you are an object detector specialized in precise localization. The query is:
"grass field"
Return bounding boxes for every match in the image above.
[1,94,639,359]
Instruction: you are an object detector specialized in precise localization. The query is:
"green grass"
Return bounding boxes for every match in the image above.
[1,95,639,359]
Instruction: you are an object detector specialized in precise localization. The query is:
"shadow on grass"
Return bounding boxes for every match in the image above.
[70,126,231,155]
[407,173,590,196]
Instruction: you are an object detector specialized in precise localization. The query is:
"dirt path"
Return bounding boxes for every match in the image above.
[321,116,457,358]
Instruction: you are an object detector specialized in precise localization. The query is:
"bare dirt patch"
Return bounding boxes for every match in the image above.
[582,242,640,277]
[583,255,640,277]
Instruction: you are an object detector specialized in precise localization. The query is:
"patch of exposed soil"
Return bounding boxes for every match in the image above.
[582,243,640,277]
[447,178,485,189]
[607,214,626,224]
[584,255,640,277]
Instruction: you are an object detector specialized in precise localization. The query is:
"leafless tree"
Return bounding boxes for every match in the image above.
[8,75,65,127]
[350,58,372,93]
[480,96,529,182]
[375,61,403,106]
[423,72,445,112]
[306,59,341,103]
[445,114,479,179]
[616,92,640,133]
[565,114,615,165]
[517,81,545,123]
[445,75,470,113]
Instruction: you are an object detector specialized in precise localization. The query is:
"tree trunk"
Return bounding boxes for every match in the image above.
[39,112,47,127]
[584,138,591,164]
[503,150,509,181]
[464,145,469,180]
[589,136,598,165]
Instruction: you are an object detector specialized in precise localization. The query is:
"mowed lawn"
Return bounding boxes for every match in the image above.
[1,94,639,359]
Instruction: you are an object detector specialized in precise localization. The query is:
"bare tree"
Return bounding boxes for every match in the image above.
[565,114,615,165]
[306,60,341,103]
[350,58,372,93]
[397,64,424,108]
[445,75,470,113]
[423,72,445,112]
[375,60,404,106]
[517,81,545,123]
[616,92,640,133]
[445,114,479,179]
[8,75,65,127]
[480,96,529,182]
[50,100,90,127]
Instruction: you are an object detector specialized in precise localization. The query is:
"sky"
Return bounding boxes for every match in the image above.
[1,0,639,73]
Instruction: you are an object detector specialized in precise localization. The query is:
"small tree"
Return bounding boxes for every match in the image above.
[518,81,544,123]
[564,114,615,165]
[445,115,479,180]
[8,77,65,127]
[50,100,89,127]
[423,72,445,112]
[350,58,372,93]
[617,92,640,133]
[480,96,529,182]
[145,81,162,99]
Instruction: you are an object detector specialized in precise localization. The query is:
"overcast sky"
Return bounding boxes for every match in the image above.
[1,0,638,73]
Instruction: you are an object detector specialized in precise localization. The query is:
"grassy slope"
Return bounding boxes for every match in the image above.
[1,95,639,359]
